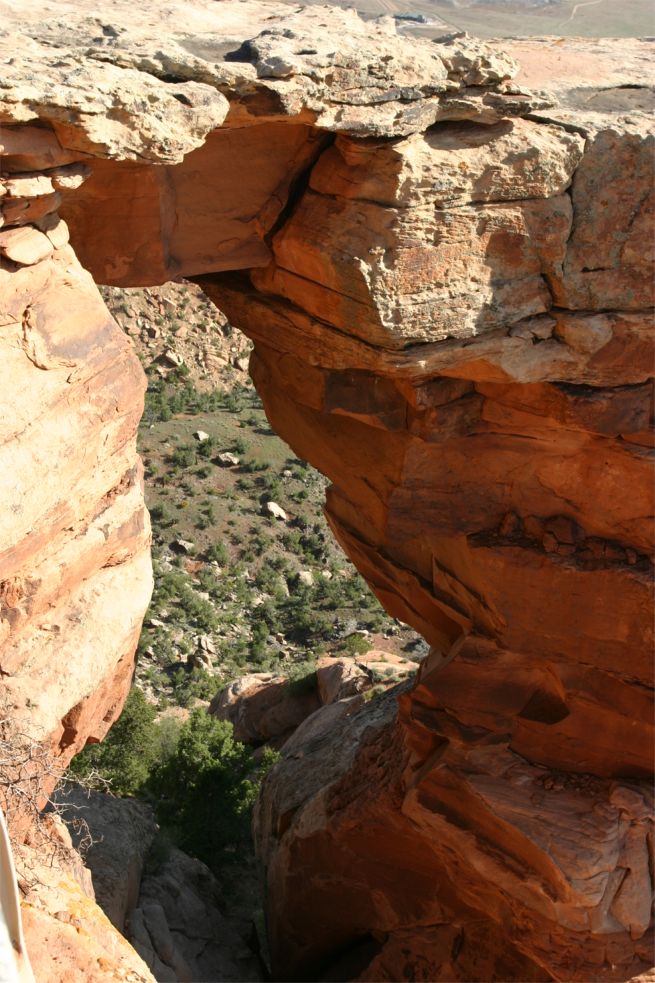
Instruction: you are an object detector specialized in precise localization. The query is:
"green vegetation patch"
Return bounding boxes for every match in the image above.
[71,690,279,867]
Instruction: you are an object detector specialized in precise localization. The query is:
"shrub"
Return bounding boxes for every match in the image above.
[169,365,190,383]
[142,378,224,424]
[177,586,218,631]
[363,685,385,703]
[197,439,215,460]
[203,503,217,523]
[155,715,183,763]
[169,444,197,469]
[206,541,229,565]
[254,565,280,594]
[154,568,189,602]
[342,633,370,657]
[262,477,281,499]
[149,504,176,529]
[170,667,217,707]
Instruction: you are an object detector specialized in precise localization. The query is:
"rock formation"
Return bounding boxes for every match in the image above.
[209,654,415,746]
[56,788,158,935]
[56,788,262,982]
[211,673,322,746]
[0,1,652,980]
[14,809,155,983]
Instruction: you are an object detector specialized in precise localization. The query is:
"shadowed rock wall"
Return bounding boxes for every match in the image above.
[0,2,652,979]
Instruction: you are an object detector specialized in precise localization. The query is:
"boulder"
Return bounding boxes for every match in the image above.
[357,649,419,682]
[315,657,372,704]
[189,650,213,671]
[263,501,287,521]
[161,349,184,368]
[54,789,261,983]
[23,872,155,983]
[0,225,54,264]
[217,452,240,467]
[38,213,69,248]
[315,653,417,705]
[209,673,320,746]
[18,808,155,983]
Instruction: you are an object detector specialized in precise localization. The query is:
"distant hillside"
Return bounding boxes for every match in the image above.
[427,0,654,36]
[306,0,655,38]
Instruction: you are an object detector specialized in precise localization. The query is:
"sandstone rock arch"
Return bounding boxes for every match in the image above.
[0,3,653,980]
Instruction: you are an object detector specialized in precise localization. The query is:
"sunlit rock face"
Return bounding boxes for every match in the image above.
[0,1,653,979]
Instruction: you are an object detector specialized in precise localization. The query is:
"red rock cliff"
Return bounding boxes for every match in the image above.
[0,2,652,980]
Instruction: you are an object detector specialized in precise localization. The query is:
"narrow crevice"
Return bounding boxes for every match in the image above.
[525,113,590,138]
[263,131,335,248]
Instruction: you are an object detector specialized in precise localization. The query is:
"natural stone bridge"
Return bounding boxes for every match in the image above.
[0,1,652,980]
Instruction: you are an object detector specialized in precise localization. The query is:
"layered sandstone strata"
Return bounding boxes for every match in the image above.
[0,2,652,980]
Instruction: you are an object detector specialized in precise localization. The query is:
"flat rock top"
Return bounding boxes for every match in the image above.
[0,0,653,160]
[503,35,654,129]
[0,0,290,51]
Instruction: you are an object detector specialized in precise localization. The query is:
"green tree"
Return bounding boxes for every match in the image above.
[69,688,158,795]
[342,633,370,656]
[151,710,256,865]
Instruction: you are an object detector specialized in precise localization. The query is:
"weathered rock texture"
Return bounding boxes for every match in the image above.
[130,846,262,983]
[56,789,262,982]
[210,673,321,746]
[209,654,415,747]
[0,168,152,760]
[14,812,155,983]
[56,788,158,934]
[0,1,653,980]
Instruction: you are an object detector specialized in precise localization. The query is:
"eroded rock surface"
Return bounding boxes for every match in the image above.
[14,813,155,983]
[0,2,653,980]
[130,846,261,983]
[56,788,157,934]
[55,789,262,983]
[0,204,152,765]
[210,653,414,748]
[210,673,321,746]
